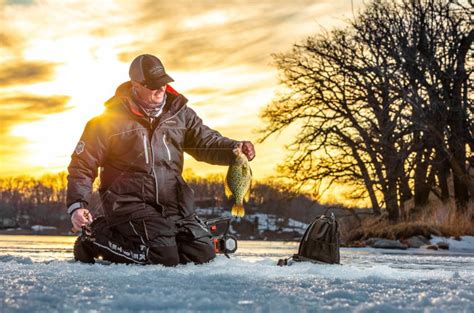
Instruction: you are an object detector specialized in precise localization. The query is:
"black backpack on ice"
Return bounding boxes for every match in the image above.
[278,213,340,265]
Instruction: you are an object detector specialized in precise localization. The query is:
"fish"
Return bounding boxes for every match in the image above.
[225,146,252,217]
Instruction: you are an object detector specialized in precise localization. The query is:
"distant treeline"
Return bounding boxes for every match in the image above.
[0,172,69,229]
[0,170,328,229]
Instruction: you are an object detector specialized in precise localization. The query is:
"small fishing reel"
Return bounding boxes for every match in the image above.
[205,217,238,258]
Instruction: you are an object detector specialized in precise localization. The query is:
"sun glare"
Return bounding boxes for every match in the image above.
[1,0,375,209]
[9,37,132,175]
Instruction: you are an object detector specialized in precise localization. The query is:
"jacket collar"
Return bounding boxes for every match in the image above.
[105,81,188,119]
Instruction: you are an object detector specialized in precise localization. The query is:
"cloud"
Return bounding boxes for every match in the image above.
[115,0,350,71]
[184,87,221,95]
[186,80,268,99]
[0,136,29,162]
[0,32,26,59]
[0,33,22,50]
[0,60,57,87]
[0,94,71,133]
[5,0,36,5]
[0,92,70,176]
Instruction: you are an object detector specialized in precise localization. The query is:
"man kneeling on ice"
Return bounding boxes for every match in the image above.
[67,54,255,265]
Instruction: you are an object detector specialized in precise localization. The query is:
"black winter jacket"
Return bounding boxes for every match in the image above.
[67,82,238,225]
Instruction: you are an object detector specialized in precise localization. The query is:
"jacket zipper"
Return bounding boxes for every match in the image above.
[149,104,186,216]
[163,134,171,161]
[148,133,163,215]
[142,133,149,164]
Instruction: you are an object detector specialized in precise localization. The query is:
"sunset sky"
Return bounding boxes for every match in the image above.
[1,0,363,187]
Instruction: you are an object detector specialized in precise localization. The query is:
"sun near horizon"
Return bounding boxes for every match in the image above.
[0,0,366,205]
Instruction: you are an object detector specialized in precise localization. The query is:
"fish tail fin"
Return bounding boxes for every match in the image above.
[231,204,245,217]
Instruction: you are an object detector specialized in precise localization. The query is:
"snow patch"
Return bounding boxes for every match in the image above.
[0,255,34,264]
[31,225,57,231]
[430,236,474,253]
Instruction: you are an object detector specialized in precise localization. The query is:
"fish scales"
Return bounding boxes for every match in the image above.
[225,146,252,217]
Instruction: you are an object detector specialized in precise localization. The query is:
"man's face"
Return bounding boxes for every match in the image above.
[133,82,167,106]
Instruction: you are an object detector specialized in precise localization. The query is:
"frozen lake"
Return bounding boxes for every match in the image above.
[1,235,473,312]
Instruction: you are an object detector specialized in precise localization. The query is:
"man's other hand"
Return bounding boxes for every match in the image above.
[71,208,92,232]
[239,141,255,161]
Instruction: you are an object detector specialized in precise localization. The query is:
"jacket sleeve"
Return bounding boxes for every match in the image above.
[66,117,108,209]
[183,106,239,165]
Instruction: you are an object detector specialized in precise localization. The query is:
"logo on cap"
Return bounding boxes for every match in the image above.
[150,65,164,76]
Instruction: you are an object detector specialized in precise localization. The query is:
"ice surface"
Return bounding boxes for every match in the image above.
[1,236,473,313]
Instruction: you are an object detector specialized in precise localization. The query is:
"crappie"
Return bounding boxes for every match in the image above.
[225,146,252,217]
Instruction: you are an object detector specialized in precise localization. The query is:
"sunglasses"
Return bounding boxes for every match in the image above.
[142,83,166,91]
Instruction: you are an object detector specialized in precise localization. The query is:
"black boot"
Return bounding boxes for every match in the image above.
[73,226,97,263]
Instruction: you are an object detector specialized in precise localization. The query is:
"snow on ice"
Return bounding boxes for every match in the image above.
[0,236,473,312]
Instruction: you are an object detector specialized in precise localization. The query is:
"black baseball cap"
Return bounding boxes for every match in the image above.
[129,54,174,89]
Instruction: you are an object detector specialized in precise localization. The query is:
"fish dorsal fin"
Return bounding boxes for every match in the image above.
[244,180,251,202]
[242,162,252,176]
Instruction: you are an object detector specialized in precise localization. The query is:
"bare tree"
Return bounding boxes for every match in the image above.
[356,0,473,212]
[259,0,472,221]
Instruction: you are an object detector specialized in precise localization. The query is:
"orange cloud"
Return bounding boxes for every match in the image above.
[116,0,356,71]
[0,33,23,52]
[0,94,71,132]
[0,60,57,87]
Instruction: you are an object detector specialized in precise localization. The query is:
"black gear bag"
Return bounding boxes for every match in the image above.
[278,213,340,265]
